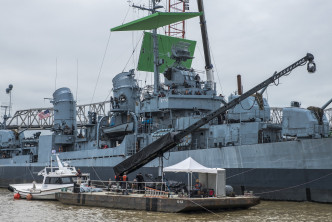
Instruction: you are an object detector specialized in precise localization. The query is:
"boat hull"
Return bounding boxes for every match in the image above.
[10,184,74,200]
[1,138,332,203]
[2,166,332,202]
[56,192,260,213]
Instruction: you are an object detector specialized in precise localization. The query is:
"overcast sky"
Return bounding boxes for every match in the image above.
[0,0,331,116]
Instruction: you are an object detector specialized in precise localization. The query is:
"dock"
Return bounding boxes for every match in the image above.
[56,192,260,213]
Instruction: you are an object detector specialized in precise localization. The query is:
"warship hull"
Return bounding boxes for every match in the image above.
[1,138,332,203]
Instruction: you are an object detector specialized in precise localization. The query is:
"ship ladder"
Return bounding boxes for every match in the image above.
[144,187,169,198]
[254,93,264,110]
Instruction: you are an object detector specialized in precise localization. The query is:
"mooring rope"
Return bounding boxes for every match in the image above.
[226,168,256,179]
[187,198,223,219]
[27,167,36,181]
[255,171,332,195]
[91,166,107,187]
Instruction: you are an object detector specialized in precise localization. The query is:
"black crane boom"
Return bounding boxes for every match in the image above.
[113,53,316,176]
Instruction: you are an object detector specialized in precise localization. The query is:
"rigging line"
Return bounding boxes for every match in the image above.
[104,88,113,103]
[226,168,256,179]
[122,32,144,72]
[187,199,223,219]
[91,31,112,104]
[196,45,205,65]
[91,166,106,186]
[76,59,79,102]
[28,167,36,181]
[255,171,332,195]
[122,2,131,25]
[211,49,224,94]
[55,57,58,90]
[163,149,171,160]
[132,31,135,68]
[131,7,137,69]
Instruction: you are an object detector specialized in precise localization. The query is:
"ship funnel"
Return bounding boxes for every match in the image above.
[51,87,76,143]
[237,74,242,95]
[112,70,139,112]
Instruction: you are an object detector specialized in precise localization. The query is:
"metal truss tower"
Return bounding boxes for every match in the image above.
[166,0,189,38]
[6,101,110,130]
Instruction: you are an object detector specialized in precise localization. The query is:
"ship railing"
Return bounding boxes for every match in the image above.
[137,123,169,134]
[145,187,169,198]
[126,145,136,156]
[72,174,90,185]
[88,180,167,195]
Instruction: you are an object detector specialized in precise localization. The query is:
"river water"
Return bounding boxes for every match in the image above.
[1,189,332,222]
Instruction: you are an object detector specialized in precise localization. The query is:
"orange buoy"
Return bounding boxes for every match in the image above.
[26,193,33,200]
[14,193,21,200]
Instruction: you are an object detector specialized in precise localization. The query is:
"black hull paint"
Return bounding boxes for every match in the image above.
[1,166,332,203]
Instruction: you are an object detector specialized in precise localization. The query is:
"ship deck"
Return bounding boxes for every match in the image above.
[55,191,260,213]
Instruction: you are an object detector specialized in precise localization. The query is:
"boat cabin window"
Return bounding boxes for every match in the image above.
[45,177,73,184]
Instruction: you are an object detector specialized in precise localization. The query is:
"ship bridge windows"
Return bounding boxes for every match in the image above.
[45,176,73,184]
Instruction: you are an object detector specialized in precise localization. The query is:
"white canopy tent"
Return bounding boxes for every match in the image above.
[163,157,225,197]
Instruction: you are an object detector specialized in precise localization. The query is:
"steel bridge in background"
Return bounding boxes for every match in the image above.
[4,104,332,130]
[326,108,332,127]
[6,101,110,130]
[270,107,332,129]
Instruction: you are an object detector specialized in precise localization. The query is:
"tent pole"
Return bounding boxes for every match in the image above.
[188,173,190,198]
[216,170,218,197]
[191,172,193,197]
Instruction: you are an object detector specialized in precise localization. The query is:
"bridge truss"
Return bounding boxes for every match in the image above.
[270,107,332,128]
[6,101,110,130]
[4,104,332,130]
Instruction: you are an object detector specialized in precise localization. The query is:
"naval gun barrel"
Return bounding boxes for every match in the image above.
[321,98,332,110]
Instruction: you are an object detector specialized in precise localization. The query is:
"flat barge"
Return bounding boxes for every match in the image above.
[55,192,260,213]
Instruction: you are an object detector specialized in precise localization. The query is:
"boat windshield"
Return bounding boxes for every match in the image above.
[44,176,74,184]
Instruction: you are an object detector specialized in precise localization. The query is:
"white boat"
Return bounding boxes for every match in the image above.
[9,155,89,200]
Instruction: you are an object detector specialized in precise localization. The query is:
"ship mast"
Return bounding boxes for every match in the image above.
[113,1,201,95]
[152,0,160,95]
[197,0,214,89]
[132,0,161,95]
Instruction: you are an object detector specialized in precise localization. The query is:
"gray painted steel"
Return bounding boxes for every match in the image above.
[56,192,260,212]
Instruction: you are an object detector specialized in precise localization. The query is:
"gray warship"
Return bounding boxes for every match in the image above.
[1,0,332,203]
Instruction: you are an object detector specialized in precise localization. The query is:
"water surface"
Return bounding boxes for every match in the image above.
[1,189,332,221]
